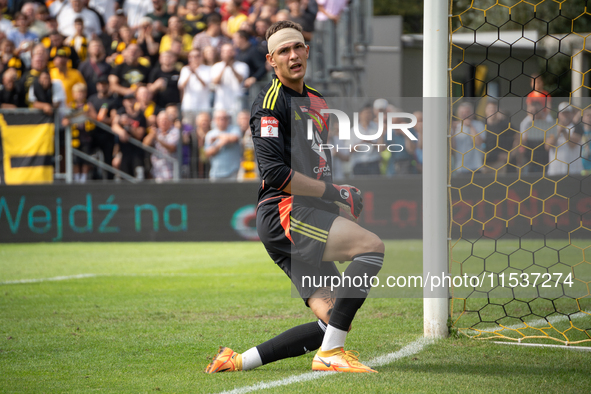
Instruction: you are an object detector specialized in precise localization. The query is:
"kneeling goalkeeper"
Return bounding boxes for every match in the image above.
[206,21,385,374]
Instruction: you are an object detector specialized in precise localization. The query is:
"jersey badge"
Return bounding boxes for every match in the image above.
[261,117,279,138]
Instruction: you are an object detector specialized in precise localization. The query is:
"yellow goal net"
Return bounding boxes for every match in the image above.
[449,0,591,345]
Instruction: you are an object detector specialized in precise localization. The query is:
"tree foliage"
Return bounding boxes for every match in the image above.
[374,0,424,33]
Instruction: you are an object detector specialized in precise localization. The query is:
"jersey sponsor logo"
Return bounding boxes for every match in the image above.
[313,165,331,176]
[261,117,279,138]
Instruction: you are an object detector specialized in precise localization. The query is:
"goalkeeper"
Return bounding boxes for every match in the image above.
[206,21,384,374]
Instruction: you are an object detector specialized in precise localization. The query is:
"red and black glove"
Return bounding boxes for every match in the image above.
[322,183,363,219]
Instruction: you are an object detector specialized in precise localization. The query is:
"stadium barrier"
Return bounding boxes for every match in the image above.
[0,109,56,185]
[0,175,584,242]
[62,114,180,183]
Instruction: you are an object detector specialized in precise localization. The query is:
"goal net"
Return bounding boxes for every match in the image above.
[449,0,591,344]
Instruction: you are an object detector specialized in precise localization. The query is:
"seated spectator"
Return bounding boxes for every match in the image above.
[579,107,591,175]
[518,99,555,173]
[412,110,424,172]
[178,48,212,122]
[520,73,553,134]
[348,103,382,176]
[107,25,141,66]
[47,29,80,69]
[253,17,271,54]
[285,0,316,41]
[236,109,258,181]
[148,50,181,108]
[42,15,58,41]
[385,107,419,175]
[66,17,88,63]
[62,83,96,183]
[275,9,290,22]
[22,2,49,38]
[135,19,161,67]
[165,103,182,131]
[328,118,349,180]
[193,14,231,53]
[28,69,66,115]
[222,0,248,38]
[135,85,160,128]
[8,12,38,52]
[0,4,14,36]
[49,48,86,106]
[1,40,25,78]
[233,30,266,89]
[202,45,218,66]
[205,109,242,180]
[112,93,148,179]
[259,2,279,22]
[211,42,249,112]
[20,49,48,104]
[57,0,102,39]
[182,0,208,37]
[144,110,180,181]
[0,68,26,107]
[78,39,111,97]
[452,101,486,174]
[85,76,117,179]
[200,0,222,21]
[98,15,120,56]
[195,111,212,178]
[109,44,150,97]
[247,0,265,25]
[483,101,513,173]
[145,0,171,41]
[159,16,192,61]
[87,75,116,125]
[546,102,583,176]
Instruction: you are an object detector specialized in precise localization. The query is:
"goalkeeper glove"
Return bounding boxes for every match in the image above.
[321,183,363,219]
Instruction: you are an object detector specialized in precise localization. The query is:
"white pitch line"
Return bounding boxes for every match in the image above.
[0,272,210,285]
[0,273,101,284]
[216,337,435,394]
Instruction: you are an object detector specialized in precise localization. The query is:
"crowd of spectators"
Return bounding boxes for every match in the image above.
[0,0,350,182]
[451,94,591,177]
[328,98,424,180]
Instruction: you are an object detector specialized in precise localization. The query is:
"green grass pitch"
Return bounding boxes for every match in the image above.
[0,242,590,393]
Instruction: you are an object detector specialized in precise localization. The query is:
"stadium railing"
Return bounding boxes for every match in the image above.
[61,112,180,183]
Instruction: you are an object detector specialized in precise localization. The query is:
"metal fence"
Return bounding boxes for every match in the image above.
[61,113,180,183]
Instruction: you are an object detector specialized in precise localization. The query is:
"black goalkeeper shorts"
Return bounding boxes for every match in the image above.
[256,196,340,305]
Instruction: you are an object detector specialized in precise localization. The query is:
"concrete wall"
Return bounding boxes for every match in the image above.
[363,16,404,98]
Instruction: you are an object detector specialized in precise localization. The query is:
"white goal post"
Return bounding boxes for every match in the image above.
[422,0,449,338]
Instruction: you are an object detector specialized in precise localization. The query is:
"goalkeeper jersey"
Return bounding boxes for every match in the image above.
[250,75,337,214]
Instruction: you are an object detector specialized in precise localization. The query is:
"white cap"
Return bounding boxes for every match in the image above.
[558,102,573,112]
[373,98,389,112]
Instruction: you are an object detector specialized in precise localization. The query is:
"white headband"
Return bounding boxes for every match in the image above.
[267,28,305,55]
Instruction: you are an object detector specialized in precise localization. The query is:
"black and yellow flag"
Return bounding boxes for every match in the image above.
[0,112,54,185]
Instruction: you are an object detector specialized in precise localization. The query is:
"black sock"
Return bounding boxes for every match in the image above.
[256,320,326,365]
[328,252,384,331]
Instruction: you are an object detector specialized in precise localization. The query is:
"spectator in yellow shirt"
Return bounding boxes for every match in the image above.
[222,0,247,38]
[49,48,86,106]
[159,16,192,61]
